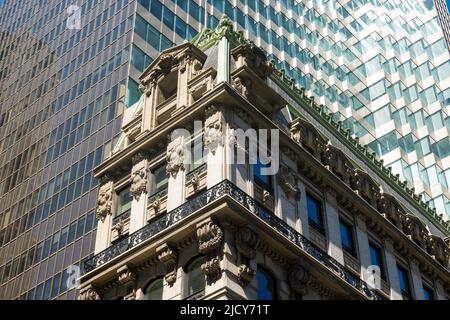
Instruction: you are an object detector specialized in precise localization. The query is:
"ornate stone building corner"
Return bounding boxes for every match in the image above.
[204,105,224,156]
[129,152,149,201]
[78,284,101,300]
[166,136,185,178]
[157,243,178,286]
[197,218,223,283]
[235,226,259,286]
[287,264,310,298]
[95,175,114,222]
[278,165,300,200]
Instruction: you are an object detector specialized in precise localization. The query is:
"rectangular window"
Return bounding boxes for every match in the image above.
[152,164,168,194]
[369,242,386,280]
[253,158,273,193]
[339,219,356,257]
[307,194,324,233]
[117,186,131,216]
[423,285,434,300]
[397,264,412,299]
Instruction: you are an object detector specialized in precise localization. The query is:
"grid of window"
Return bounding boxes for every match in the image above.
[0,0,133,300]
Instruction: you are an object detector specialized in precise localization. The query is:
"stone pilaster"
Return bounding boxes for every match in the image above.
[355,214,371,278]
[166,135,187,211]
[204,105,226,188]
[129,151,149,233]
[383,237,402,300]
[324,187,344,265]
[409,258,424,300]
[94,174,114,254]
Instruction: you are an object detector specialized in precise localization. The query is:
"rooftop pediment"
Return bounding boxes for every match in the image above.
[139,42,206,86]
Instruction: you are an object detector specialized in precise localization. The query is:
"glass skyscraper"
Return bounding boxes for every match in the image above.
[0,0,449,300]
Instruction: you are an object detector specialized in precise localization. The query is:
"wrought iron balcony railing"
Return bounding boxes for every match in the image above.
[82,180,385,300]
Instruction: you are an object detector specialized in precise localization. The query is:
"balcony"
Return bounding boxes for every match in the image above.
[82,180,385,300]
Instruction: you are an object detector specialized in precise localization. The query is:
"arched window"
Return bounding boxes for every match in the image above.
[144,277,163,300]
[257,266,276,300]
[184,256,205,298]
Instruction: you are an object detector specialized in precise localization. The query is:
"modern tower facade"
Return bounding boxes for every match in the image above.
[0,0,449,300]
[435,0,450,46]
[79,20,450,300]
[0,0,135,300]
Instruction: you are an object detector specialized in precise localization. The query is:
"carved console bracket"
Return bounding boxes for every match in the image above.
[78,284,101,300]
[196,218,223,284]
[287,264,309,298]
[117,264,137,300]
[157,243,178,287]
[235,226,259,286]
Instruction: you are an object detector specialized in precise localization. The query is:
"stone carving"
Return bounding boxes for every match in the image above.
[288,265,309,298]
[204,121,223,156]
[150,197,162,213]
[290,118,328,159]
[197,219,223,253]
[350,169,381,207]
[166,141,185,178]
[235,226,259,286]
[232,43,273,80]
[278,165,300,199]
[201,257,221,282]
[377,193,405,229]
[234,76,252,98]
[96,181,113,222]
[237,265,256,287]
[78,285,101,300]
[111,220,124,237]
[157,243,178,286]
[402,214,429,249]
[322,144,354,185]
[130,167,147,201]
[427,235,450,267]
[118,265,136,286]
[235,226,259,259]
[197,218,223,283]
[190,172,200,190]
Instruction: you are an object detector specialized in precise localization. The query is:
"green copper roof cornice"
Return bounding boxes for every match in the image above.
[190,16,450,235]
[191,15,254,51]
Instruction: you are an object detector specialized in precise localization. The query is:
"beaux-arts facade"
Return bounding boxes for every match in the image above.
[78,17,450,300]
